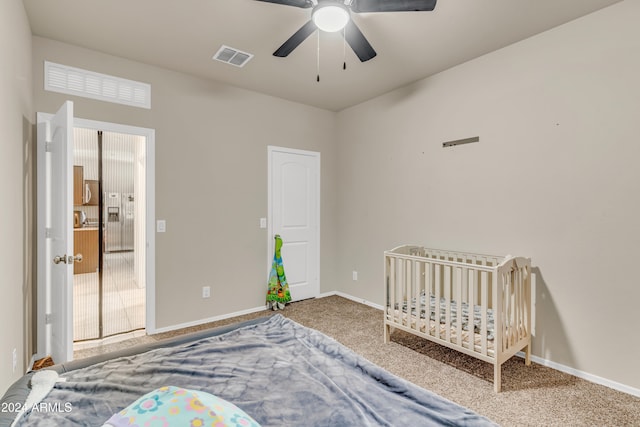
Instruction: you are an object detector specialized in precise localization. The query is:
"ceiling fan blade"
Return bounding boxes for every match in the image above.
[351,0,437,13]
[344,20,376,62]
[273,20,317,57]
[254,0,312,8]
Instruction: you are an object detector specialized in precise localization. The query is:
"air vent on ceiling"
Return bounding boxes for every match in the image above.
[44,61,151,109]
[213,45,253,68]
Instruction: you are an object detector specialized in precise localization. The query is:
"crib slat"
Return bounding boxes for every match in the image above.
[412,259,419,332]
[507,270,514,348]
[504,271,511,349]
[435,264,441,340]
[524,263,531,347]
[519,267,525,339]
[405,259,411,329]
[501,271,507,350]
[462,261,468,302]
[520,266,526,339]
[469,255,478,306]
[456,267,464,347]
[514,267,521,342]
[398,258,404,324]
[520,266,527,339]
[494,269,503,356]
[444,265,451,343]
[468,267,475,352]
[512,269,517,346]
[413,260,418,330]
[426,262,433,337]
[481,270,488,356]
[389,257,396,323]
[519,266,526,339]
[517,266,524,339]
[421,261,426,334]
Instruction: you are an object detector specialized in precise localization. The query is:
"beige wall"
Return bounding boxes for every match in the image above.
[0,0,34,393]
[335,0,640,390]
[32,37,339,329]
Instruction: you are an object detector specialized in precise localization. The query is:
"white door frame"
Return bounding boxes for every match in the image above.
[36,115,156,359]
[267,146,320,300]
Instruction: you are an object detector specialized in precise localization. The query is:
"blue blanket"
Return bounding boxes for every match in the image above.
[14,315,496,426]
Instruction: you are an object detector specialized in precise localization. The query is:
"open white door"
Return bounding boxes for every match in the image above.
[37,101,75,364]
[268,146,320,301]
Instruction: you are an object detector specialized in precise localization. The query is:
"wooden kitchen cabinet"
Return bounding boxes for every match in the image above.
[74,228,99,274]
[73,166,84,206]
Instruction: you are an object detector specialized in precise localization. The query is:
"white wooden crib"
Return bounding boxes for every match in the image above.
[384,245,532,392]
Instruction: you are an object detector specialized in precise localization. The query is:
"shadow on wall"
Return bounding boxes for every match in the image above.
[22,116,34,373]
[532,266,574,369]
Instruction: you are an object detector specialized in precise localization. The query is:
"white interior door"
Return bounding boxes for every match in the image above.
[37,101,75,364]
[268,147,320,301]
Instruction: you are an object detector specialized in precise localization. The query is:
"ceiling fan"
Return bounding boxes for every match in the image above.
[255,0,438,62]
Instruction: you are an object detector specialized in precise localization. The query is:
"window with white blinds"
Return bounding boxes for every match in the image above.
[44,61,151,109]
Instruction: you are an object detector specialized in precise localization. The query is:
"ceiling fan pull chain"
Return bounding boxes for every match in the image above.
[316,29,321,82]
[343,26,347,70]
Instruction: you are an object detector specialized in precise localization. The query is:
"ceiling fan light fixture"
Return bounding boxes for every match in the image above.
[312,3,350,32]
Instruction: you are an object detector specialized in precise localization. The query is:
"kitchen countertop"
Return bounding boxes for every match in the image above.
[74,226,99,231]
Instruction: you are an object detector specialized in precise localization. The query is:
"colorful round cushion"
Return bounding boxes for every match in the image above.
[102,386,260,427]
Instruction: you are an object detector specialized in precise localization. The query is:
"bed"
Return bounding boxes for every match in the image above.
[384,245,532,392]
[1,314,496,426]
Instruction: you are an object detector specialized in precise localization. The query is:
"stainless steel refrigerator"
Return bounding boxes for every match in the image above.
[105,192,134,252]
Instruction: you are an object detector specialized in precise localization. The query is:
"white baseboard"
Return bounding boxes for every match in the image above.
[515,351,640,398]
[321,291,640,398]
[318,291,384,310]
[152,305,267,335]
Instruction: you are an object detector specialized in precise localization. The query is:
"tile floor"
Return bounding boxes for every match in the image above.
[73,251,145,350]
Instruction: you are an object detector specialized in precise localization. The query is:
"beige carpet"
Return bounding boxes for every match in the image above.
[76,296,640,426]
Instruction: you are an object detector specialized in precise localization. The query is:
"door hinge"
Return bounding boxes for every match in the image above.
[45,228,52,238]
[45,313,52,324]
[45,142,53,152]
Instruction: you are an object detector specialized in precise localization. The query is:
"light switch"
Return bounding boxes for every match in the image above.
[260,218,267,229]
[157,220,166,233]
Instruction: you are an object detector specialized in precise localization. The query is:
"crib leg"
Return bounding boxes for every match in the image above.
[494,363,502,393]
[384,323,391,344]
[524,344,531,366]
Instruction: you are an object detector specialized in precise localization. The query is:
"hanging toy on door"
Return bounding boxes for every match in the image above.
[266,234,291,311]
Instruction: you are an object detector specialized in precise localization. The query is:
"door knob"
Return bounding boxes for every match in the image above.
[53,254,83,264]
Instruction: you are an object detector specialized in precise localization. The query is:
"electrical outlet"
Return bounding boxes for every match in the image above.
[12,348,17,373]
[352,271,358,281]
[202,286,211,298]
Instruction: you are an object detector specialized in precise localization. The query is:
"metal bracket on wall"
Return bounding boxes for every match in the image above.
[442,136,479,148]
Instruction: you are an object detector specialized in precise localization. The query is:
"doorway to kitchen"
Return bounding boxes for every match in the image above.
[72,127,148,350]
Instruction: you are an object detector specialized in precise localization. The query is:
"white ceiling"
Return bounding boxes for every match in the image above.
[23,0,621,111]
